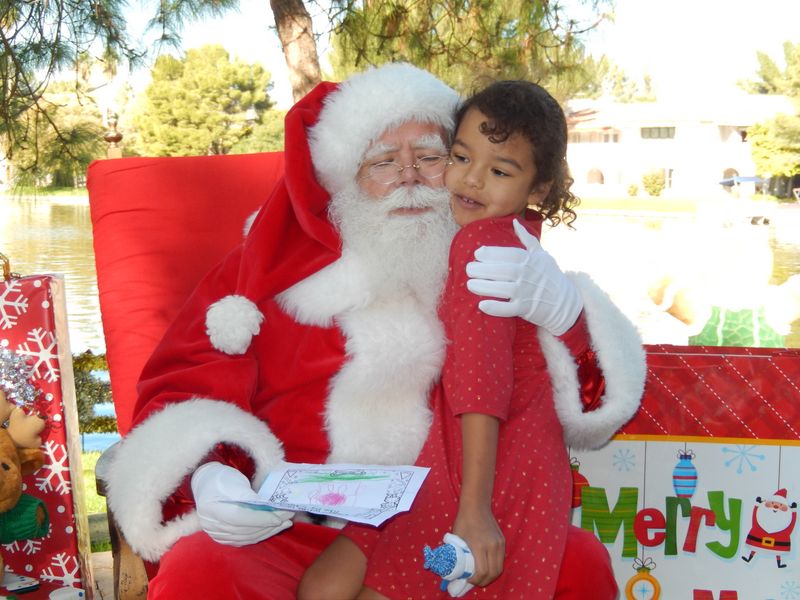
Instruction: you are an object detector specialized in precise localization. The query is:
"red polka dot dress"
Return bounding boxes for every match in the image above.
[347,213,573,599]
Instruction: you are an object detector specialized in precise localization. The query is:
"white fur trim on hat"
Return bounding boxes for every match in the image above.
[205,294,264,354]
[309,62,460,195]
[104,399,284,561]
[540,272,647,450]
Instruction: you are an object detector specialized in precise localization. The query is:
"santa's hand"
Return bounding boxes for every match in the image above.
[191,462,293,546]
[466,219,583,336]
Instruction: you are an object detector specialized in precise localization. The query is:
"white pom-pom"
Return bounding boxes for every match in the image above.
[205,295,264,354]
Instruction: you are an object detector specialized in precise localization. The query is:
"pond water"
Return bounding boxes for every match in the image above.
[2,195,799,353]
[0,196,103,353]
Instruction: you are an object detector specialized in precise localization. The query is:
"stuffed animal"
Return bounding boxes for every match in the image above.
[0,389,49,576]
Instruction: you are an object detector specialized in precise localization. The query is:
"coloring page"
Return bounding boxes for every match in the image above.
[230,463,430,526]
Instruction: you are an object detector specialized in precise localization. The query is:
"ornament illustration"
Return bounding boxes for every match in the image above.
[570,457,589,508]
[672,449,697,499]
[625,557,661,600]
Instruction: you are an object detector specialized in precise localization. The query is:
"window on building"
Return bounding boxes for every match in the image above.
[568,131,620,143]
[641,126,675,139]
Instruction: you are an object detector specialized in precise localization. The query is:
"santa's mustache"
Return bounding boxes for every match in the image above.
[375,185,450,214]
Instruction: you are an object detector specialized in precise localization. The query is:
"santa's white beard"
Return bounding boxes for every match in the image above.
[755,503,793,533]
[329,183,457,309]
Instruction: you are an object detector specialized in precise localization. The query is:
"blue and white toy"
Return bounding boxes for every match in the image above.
[422,532,475,598]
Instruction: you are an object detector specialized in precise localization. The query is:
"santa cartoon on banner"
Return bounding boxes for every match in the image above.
[741,488,797,568]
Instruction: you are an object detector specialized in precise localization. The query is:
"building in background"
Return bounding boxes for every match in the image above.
[566,93,795,198]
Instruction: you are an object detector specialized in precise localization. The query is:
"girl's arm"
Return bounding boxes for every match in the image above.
[453,412,505,587]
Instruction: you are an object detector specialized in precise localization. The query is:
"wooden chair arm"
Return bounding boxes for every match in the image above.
[95,443,149,599]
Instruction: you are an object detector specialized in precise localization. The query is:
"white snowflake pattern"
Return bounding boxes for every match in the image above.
[612,448,637,472]
[783,580,800,600]
[0,279,29,329]
[16,327,60,383]
[35,440,71,495]
[2,540,20,553]
[40,552,81,588]
[721,445,766,474]
[19,538,44,555]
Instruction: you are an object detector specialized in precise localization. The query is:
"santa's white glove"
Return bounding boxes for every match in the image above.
[191,462,293,546]
[466,219,583,336]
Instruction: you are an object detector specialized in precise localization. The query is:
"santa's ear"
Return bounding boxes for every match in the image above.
[18,448,45,476]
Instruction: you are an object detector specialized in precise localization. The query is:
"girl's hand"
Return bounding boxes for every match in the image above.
[453,505,505,587]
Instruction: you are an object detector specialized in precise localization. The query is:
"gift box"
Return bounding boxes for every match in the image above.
[571,344,800,600]
[1,270,93,598]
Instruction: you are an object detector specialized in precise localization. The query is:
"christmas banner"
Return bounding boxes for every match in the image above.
[571,345,800,600]
[0,271,92,598]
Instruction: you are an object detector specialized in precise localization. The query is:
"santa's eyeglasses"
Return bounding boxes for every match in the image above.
[359,155,448,185]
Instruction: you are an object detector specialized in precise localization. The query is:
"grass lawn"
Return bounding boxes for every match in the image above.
[81,451,114,552]
[81,451,106,515]
[578,196,701,213]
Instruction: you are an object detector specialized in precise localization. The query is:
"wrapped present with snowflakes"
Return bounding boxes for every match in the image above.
[1,268,93,598]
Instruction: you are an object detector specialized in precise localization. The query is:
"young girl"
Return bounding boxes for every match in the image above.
[299,80,597,599]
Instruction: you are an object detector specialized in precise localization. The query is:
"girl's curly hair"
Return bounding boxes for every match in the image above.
[454,80,578,227]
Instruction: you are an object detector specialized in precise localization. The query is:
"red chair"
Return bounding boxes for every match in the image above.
[86,152,286,598]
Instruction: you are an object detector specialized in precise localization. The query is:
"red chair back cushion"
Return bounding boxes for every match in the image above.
[87,152,286,434]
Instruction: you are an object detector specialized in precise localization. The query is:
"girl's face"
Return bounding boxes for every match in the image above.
[445,107,551,227]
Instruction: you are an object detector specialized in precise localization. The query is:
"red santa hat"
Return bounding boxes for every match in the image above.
[309,62,460,195]
[769,488,789,505]
[205,63,460,355]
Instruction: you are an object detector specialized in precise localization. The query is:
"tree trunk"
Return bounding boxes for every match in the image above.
[269,0,322,102]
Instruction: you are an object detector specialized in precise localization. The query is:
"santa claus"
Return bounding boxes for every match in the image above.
[104,63,646,598]
[742,489,798,568]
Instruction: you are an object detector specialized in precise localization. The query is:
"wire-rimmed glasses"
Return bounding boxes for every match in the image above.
[359,155,449,185]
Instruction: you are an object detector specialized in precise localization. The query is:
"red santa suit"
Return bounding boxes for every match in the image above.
[103,63,646,599]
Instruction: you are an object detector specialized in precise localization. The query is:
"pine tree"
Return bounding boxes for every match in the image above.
[133,45,273,157]
[327,0,611,101]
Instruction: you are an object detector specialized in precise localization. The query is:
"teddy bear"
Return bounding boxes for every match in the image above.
[0,388,49,577]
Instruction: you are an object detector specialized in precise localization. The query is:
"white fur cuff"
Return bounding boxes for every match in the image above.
[105,399,284,561]
[542,272,647,450]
